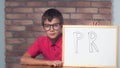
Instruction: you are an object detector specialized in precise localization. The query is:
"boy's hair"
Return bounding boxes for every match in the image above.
[42,8,63,26]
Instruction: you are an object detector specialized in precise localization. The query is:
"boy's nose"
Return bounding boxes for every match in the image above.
[49,26,54,31]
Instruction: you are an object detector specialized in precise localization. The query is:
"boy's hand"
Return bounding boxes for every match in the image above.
[46,60,63,67]
[89,21,100,26]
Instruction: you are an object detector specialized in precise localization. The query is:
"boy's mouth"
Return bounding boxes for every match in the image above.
[49,33,56,36]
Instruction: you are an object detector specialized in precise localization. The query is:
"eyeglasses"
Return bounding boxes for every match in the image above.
[43,23,61,31]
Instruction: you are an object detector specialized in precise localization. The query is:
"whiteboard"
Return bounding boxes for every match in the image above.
[62,25,118,68]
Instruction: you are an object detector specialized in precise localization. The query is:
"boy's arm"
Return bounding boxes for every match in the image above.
[20,52,63,67]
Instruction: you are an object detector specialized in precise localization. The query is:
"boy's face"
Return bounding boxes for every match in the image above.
[43,18,62,40]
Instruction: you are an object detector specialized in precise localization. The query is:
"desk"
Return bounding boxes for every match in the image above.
[21,65,77,68]
[21,65,116,68]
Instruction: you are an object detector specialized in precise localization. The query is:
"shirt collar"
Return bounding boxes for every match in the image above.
[50,33,62,46]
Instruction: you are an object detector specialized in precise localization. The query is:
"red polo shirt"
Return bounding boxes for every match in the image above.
[27,35,62,61]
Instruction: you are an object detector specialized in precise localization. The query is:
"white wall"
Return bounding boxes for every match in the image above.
[112,0,120,67]
[0,0,5,68]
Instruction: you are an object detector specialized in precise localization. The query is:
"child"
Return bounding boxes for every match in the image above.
[20,8,63,67]
[20,8,99,67]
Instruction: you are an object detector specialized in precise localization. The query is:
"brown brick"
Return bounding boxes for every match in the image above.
[6,45,13,51]
[70,2,91,7]
[98,20,111,25]
[26,25,43,31]
[13,32,33,38]
[34,32,46,37]
[27,13,42,19]
[6,32,13,37]
[48,1,90,7]
[5,20,12,25]
[99,8,111,13]
[13,8,33,13]
[6,51,24,56]
[71,14,92,19]
[5,8,12,12]
[93,14,111,19]
[6,14,26,19]
[65,19,111,25]
[57,8,75,13]
[92,2,111,7]
[34,20,42,25]
[27,2,47,6]
[77,8,98,13]
[63,14,70,19]
[13,20,33,25]
[64,19,93,25]
[6,26,26,31]
[6,63,21,68]
[26,38,36,45]
[34,8,50,13]
[5,2,26,7]
[48,1,68,6]
[13,45,29,50]
[6,56,21,63]
[6,38,26,44]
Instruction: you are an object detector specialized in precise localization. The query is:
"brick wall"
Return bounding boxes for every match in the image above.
[5,0,112,68]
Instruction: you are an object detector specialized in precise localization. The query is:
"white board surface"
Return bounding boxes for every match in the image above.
[62,25,118,68]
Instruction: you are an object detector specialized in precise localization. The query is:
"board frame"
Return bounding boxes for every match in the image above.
[62,25,118,68]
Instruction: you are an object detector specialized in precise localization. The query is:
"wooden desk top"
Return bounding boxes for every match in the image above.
[21,65,116,68]
[21,65,76,68]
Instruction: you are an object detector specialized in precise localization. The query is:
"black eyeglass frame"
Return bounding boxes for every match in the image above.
[43,23,61,31]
